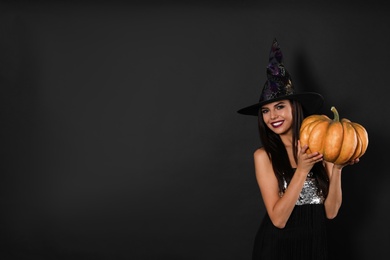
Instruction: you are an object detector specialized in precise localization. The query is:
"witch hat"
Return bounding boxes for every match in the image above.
[237,39,323,116]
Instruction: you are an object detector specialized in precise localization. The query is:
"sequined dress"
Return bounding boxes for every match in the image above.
[252,171,329,260]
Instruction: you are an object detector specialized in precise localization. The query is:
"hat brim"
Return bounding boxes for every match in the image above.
[237,92,324,116]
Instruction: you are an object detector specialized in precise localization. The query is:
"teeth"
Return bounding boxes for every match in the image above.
[272,121,283,127]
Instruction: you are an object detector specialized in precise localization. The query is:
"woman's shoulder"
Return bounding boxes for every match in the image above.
[253,147,269,162]
[253,147,273,175]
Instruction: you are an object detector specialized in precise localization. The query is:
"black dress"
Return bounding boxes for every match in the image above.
[252,172,329,260]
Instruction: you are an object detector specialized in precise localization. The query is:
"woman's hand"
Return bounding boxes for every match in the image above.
[333,158,360,170]
[297,140,323,174]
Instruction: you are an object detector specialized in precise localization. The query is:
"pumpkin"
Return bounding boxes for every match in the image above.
[299,106,369,165]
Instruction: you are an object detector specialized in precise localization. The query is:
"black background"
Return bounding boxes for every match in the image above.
[1,1,389,259]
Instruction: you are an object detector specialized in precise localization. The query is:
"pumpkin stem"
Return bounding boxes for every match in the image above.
[331,106,340,122]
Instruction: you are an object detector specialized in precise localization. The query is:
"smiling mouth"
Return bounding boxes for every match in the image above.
[271,121,284,128]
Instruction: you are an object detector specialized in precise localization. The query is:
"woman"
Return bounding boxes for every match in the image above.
[237,39,359,260]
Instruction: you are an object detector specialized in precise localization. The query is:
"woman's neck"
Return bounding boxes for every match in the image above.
[280,133,293,148]
[280,134,296,167]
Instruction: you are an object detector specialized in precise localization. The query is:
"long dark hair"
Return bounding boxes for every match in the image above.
[257,100,329,198]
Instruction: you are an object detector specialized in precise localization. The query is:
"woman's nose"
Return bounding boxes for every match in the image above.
[270,111,278,119]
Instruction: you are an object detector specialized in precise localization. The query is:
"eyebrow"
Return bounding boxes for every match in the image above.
[261,101,286,110]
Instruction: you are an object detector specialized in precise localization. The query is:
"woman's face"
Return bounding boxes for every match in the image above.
[261,99,293,136]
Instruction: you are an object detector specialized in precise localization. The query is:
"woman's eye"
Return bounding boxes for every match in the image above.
[261,110,268,114]
[276,105,285,110]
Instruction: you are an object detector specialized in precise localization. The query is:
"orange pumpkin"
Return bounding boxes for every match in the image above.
[299,106,369,165]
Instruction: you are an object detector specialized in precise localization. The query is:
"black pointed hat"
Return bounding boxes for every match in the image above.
[237,39,323,116]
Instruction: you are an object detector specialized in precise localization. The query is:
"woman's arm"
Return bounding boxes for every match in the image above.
[323,159,359,219]
[323,162,342,219]
[254,144,323,228]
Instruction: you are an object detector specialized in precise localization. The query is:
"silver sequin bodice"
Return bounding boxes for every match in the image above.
[281,171,324,205]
